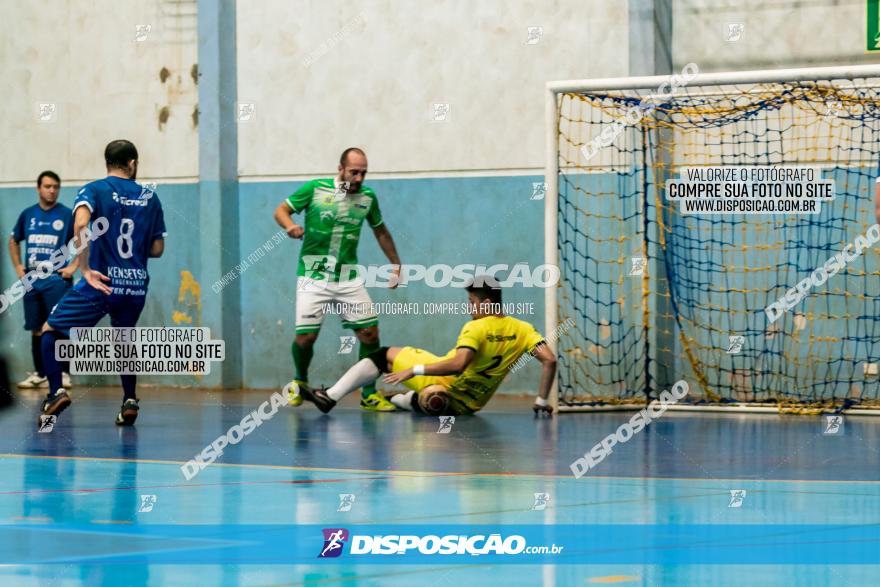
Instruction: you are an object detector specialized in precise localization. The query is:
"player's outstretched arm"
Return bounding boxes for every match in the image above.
[532,343,557,416]
[72,205,111,295]
[383,348,474,384]
[372,224,401,288]
[274,202,304,239]
[58,223,79,280]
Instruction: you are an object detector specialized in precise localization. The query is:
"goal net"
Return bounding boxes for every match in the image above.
[545,65,880,413]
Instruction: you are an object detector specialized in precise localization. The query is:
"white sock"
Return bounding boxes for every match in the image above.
[327,359,380,402]
[390,390,415,411]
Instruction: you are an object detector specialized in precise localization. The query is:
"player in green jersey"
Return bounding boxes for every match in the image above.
[273,147,402,411]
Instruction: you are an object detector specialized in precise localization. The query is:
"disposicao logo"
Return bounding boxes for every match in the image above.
[318,528,349,558]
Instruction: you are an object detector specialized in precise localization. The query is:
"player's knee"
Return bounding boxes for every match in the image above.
[418,386,451,416]
[40,323,53,335]
[355,325,379,344]
[367,346,391,372]
[295,332,318,347]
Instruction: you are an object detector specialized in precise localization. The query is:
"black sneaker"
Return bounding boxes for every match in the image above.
[40,390,71,421]
[300,385,336,414]
[115,398,139,426]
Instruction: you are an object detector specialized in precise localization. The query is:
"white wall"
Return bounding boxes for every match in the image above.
[674,0,874,72]
[5,0,870,185]
[236,0,628,177]
[0,0,198,184]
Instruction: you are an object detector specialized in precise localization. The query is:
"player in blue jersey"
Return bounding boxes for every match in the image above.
[8,171,77,389]
[38,140,167,426]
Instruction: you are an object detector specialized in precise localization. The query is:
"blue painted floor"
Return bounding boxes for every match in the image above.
[0,387,878,586]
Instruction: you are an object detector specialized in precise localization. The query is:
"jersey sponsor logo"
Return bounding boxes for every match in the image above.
[114,194,150,207]
[449,376,490,395]
[52,219,64,231]
[29,218,36,229]
[27,234,59,246]
[486,333,517,342]
[107,266,148,280]
[320,210,335,224]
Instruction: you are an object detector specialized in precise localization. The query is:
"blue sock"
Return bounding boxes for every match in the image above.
[40,330,65,397]
[121,375,137,401]
[31,335,44,377]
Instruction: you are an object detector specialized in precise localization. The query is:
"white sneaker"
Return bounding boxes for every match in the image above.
[17,372,47,389]
[62,372,72,389]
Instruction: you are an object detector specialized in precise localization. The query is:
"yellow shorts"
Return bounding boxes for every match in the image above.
[391,346,456,392]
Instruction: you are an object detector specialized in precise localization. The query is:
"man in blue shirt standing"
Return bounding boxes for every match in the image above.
[39,140,167,427]
[8,171,76,390]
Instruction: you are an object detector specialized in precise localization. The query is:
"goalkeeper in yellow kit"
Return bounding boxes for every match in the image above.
[299,280,558,415]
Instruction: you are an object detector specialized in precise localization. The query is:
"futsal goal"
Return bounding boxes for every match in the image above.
[545,64,880,414]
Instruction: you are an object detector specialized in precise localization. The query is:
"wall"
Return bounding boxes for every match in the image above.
[4,0,869,392]
[1,0,620,392]
[235,0,628,176]
[230,0,627,390]
[673,0,875,71]
[0,0,199,183]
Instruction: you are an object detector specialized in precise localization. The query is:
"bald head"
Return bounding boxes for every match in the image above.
[340,147,366,166]
[338,147,368,193]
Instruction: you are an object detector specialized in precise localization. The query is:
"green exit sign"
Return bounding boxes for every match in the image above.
[869,0,880,51]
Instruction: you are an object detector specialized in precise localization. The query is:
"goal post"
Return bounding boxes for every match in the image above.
[545,64,880,414]
[544,85,561,410]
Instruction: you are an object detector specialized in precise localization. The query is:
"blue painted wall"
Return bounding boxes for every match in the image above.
[0,175,548,394]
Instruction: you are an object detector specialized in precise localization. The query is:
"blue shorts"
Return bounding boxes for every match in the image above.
[23,277,72,331]
[47,280,146,336]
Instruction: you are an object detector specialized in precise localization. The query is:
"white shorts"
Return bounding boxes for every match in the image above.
[295,276,378,334]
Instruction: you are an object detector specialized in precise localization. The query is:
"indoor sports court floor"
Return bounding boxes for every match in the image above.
[0,387,878,586]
